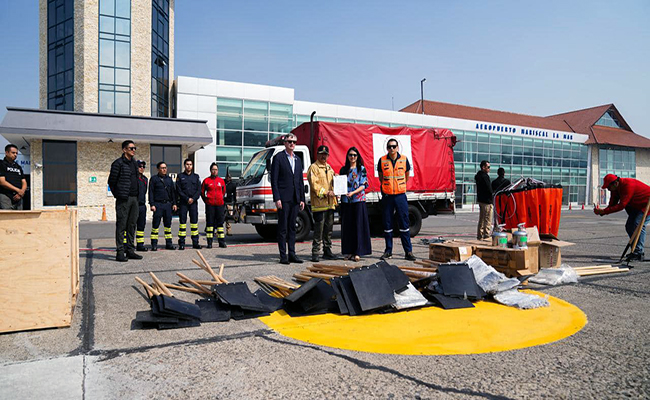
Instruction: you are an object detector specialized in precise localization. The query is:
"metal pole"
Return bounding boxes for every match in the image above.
[420,78,426,114]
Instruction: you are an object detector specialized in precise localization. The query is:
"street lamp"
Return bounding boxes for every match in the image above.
[420,78,426,115]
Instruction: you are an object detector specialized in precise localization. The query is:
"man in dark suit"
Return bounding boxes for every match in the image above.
[270,133,306,264]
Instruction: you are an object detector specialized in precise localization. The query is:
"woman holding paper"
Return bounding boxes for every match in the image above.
[339,146,372,261]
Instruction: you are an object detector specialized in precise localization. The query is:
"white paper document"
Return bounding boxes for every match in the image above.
[333,175,348,196]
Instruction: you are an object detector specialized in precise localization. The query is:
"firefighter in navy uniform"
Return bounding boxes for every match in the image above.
[149,161,177,251]
[176,158,202,250]
[135,160,149,251]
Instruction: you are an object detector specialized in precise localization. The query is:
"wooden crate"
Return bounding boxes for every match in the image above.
[429,242,474,262]
[474,245,539,277]
[0,210,80,333]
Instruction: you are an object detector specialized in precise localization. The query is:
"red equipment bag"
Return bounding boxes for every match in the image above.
[494,184,563,237]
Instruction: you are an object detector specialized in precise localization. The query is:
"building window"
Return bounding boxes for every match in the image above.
[599,146,636,181]
[150,145,181,178]
[151,0,170,117]
[596,110,622,129]
[43,140,77,206]
[47,0,74,111]
[99,0,131,115]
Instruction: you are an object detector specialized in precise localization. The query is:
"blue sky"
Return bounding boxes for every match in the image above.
[1,1,649,135]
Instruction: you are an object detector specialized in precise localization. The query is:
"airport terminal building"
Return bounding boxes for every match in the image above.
[176,77,650,209]
[2,0,649,219]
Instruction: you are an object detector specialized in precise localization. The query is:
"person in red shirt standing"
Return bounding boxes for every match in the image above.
[201,162,227,249]
[594,174,650,261]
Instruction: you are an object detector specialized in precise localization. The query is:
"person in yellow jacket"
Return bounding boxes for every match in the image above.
[307,145,338,262]
[377,138,416,261]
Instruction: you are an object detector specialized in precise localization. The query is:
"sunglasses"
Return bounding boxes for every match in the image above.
[286,141,296,144]
[387,145,397,150]
[127,146,137,150]
[348,153,358,158]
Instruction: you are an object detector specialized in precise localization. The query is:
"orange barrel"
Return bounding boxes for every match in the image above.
[494,185,563,237]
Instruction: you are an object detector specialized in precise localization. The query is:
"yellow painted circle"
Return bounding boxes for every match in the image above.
[259,290,587,355]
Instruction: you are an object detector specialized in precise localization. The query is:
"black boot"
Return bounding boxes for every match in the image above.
[192,238,202,249]
[323,248,338,260]
[136,243,148,252]
[150,240,158,252]
[206,238,213,249]
[218,240,227,248]
[116,252,128,262]
[178,239,185,251]
[165,240,175,250]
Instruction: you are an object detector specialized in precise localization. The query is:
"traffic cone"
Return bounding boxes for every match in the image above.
[569,203,572,211]
[101,205,107,221]
[582,203,585,210]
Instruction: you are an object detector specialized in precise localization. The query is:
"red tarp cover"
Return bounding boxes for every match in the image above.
[291,122,456,194]
[494,186,563,237]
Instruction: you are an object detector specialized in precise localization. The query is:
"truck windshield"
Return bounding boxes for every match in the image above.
[239,148,275,186]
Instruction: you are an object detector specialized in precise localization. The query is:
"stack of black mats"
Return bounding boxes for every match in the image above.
[135,282,286,329]
[135,294,202,330]
[329,261,411,316]
[212,282,281,320]
[424,262,486,310]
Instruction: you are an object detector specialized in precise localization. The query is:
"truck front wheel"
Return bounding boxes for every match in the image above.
[254,224,277,241]
[407,205,423,237]
[295,210,312,242]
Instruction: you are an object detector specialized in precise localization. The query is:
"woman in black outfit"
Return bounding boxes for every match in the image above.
[339,146,372,261]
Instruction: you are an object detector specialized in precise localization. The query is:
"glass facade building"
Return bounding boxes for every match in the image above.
[98,0,131,114]
[214,109,589,206]
[215,99,293,177]
[151,0,170,117]
[452,131,588,205]
[46,0,74,111]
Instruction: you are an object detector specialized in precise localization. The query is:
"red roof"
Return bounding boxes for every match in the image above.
[587,125,650,148]
[401,100,650,149]
[401,100,572,132]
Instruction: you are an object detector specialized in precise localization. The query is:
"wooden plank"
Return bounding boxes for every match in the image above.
[572,265,614,270]
[0,210,76,333]
[577,268,629,276]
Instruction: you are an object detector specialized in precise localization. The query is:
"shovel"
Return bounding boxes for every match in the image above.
[618,197,650,263]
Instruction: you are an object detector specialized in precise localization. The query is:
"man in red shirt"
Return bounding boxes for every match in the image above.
[594,174,650,261]
[201,163,227,248]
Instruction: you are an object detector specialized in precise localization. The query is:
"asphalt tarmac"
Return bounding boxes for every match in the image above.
[1,209,648,399]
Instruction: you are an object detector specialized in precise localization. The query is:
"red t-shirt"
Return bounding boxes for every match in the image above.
[201,176,226,206]
[603,178,650,215]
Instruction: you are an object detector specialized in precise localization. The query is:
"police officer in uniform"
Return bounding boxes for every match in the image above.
[149,161,177,251]
[377,138,416,261]
[0,144,27,210]
[135,160,149,251]
[176,158,202,250]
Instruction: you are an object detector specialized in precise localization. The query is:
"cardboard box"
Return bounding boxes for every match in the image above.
[429,242,474,262]
[538,239,575,269]
[474,245,539,276]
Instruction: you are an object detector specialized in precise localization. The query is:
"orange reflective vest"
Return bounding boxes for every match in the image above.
[380,155,407,195]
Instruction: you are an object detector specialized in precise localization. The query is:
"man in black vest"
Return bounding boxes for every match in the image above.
[176,158,202,250]
[0,144,27,210]
[108,140,143,262]
[270,133,305,264]
[149,161,177,251]
[135,160,149,252]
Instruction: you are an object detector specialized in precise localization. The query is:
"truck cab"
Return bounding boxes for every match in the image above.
[236,144,314,241]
